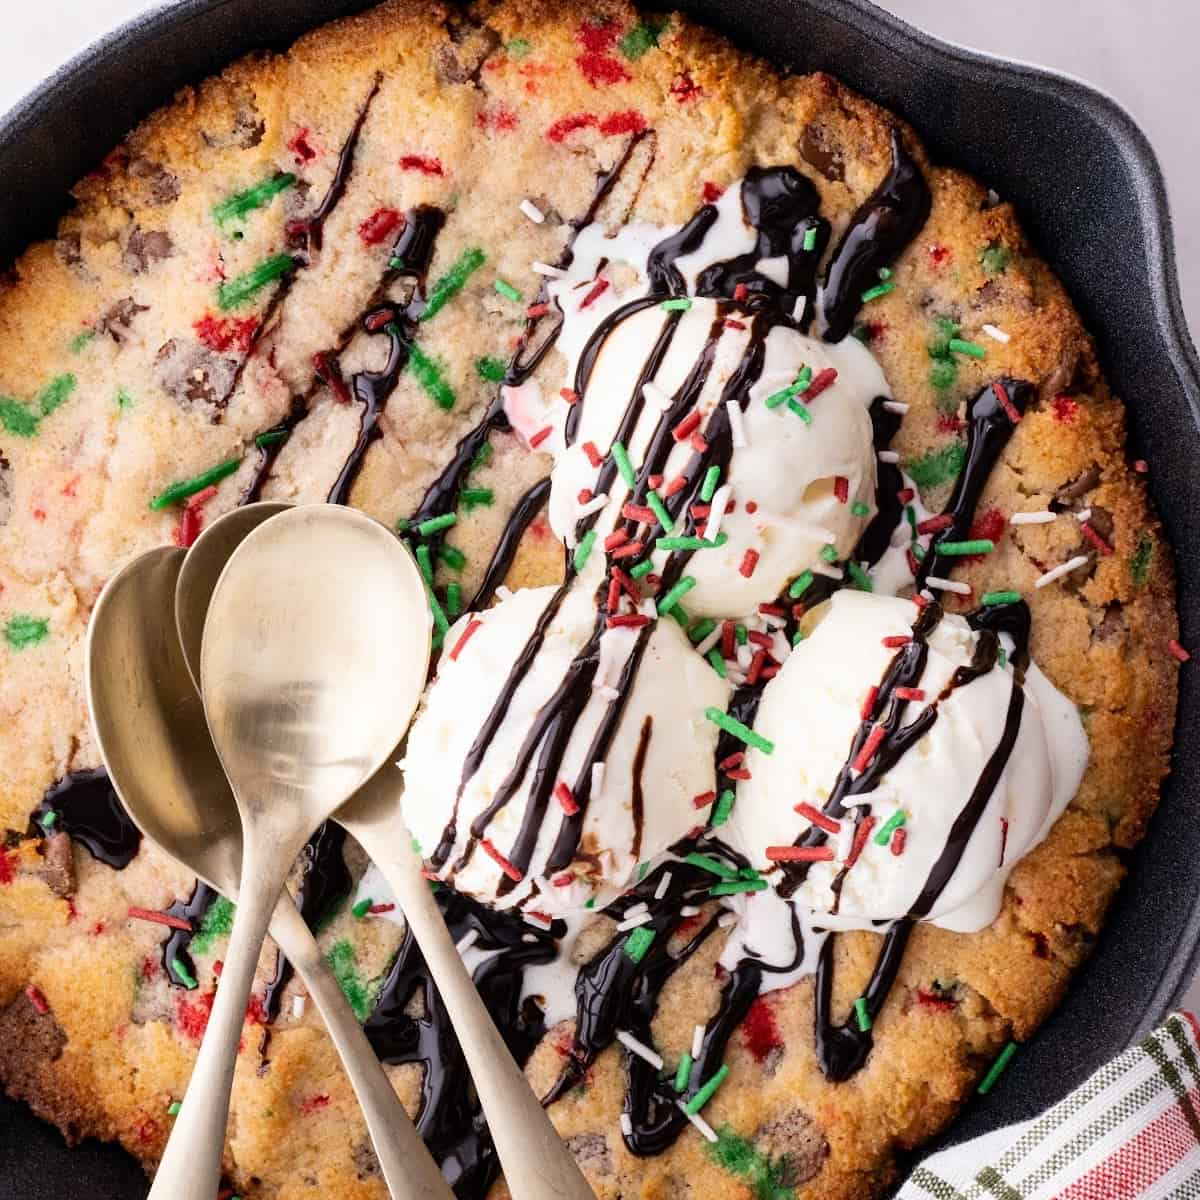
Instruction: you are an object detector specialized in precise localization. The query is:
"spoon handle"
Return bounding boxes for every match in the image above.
[268,898,453,1199]
[147,852,287,1200]
[342,815,596,1200]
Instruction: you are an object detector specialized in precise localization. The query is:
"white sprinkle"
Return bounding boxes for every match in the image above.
[726,668,747,687]
[835,821,855,861]
[679,905,701,917]
[695,625,723,657]
[792,295,808,323]
[987,188,1001,207]
[624,902,649,920]
[524,911,553,931]
[456,928,480,955]
[643,381,673,412]
[1075,507,1092,522]
[1035,554,1090,589]
[654,872,672,901]
[735,643,754,670]
[706,485,732,543]
[878,450,900,464]
[761,613,784,629]
[718,910,738,928]
[519,199,546,224]
[592,761,606,795]
[982,323,1011,344]
[595,684,621,702]
[882,400,910,414]
[616,910,653,932]
[292,995,307,1020]
[496,585,514,601]
[692,1024,705,1059]
[770,631,791,663]
[677,1101,719,1143]
[577,493,610,517]
[617,1030,664,1070]
[919,588,935,603]
[726,400,747,448]
[531,260,566,277]
[620,1113,633,1137]
[925,575,972,595]
[1009,510,1056,525]
[639,597,659,619]
[521,932,538,944]
[812,562,845,581]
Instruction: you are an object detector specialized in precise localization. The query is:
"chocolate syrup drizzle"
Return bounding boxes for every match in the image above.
[32,768,140,869]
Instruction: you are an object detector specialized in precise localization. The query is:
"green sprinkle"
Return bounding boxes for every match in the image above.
[982,590,1022,606]
[667,604,689,629]
[612,441,636,488]
[819,543,839,563]
[493,278,522,303]
[40,810,57,829]
[637,861,650,882]
[657,536,712,551]
[505,36,531,57]
[660,298,692,311]
[624,926,656,963]
[705,707,774,754]
[618,16,668,59]
[657,576,696,614]
[854,997,871,1032]
[709,878,768,897]
[191,896,236,954]
[408,344,457,410]
[846,561,873,592]
[5,614,49,650]
[912,541,927,562]
[117,389,135,410]
[1130,533,1154,586]
[394,517,410,533]
[930,358,959,389]
[674,1053,693,1092]
[980,243,1011,275]
[734,624,748,646]
[585,896,596,910]
[389,256,405,269]
[684,851,738,881]
[421,247,486,322]
[998,648,1008,670]
[792,629,805,645]
[70,331,95,353]
[706,648,727,677]
[472,441,493,470]
[327,939,375,1021]
[445,583,462,619]
[37,374,75,417]
[786,397,812,423]
[710,789,735,827]
[415,544,433,584]
[685,1064,730,1114]
[475,356,507,382]
[937,539,994,556]
[217,254,295,309]
[689,618,717,644]
[417,512,457,536]
[907,443,965,489]
[213,172,295,226]
[647,491,674,532]
[978,1041,1017,1094]
[851,500,871,517]
[878,267,894,281]
[874,810,907,845]
[171,957,198,991]
[764,387,791,411]
[861,281,896,304]
[440,544,466,571]
[947,337,986,360]
[149,457,240,510]
[0,399,39,438]
[351,898,372,919]
[574,529,597,573]
[701,465,721,502]
[167,1101,182,1116]
[789,569,814,599]
[254,429,288,448]
[630,559,655,579]
[928,318,960,358]
[803,226,818,252]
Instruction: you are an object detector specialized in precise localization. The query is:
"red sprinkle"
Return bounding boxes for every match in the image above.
[580,278,610,309]
[555,781,580,816]
[690,503,711,519]
[174,506,203,549]
[1168,639,1191,663]
[561,387,579,405]
[358,208,405,245]
[669,71,702,103]
[852,724,887,773]
[834,476,849,504]
[928,244,952,267]
[480,838,523,882]
[761,664,780,680]
[917,514,953,535]
[673,410,702,441]
[369,903,396,915]
[794,802,840,834]
[449,619,483,661]
[843,816,877,870]
[609,540,645,559]
[364,309,397,332]
[194,313,258,354]
[127,907,193,933]
[766,845,834,863]
[24,985,49,1015]
[693,790,716,810]
[552,873,575,887]
[648,474,663,489]
[476,103,519,132]
[578,488,594,504]
[917,988,958,1011]
[719,752,745,770]
[897,487,915,505]
[882,635,912,648]
[287,128,319,163]
[993,381,1021,424]
[721,620,736,659]
[1052,394,1079,423]
[701,181,725,204]
[611,566,640,600]
[860,685,879,721]
[399,154,445,176]
[186,485,218,511]
[299,1094,330,1116]
[574,18,631,87]
[1079,522,1114,556]
[622,503,657,524]
[805,367,839,400]
[526,302,550,319]
[747,631,773,648]
[726,768,752,781]
[746,649,768,685]
[583,440,603,467]
[739,549,760,578]
[905,548,921,576]
[690,432,709,454]
[1133,459,1149,473]
[744,500,757,514]
[607,613,650,628]
[890,828,907,856]
[759,603,786,618]
[529,425,553,449]
[739,996,783,1064]
[604,528,630,551]
[911,593,930,608]
[725,319,746,331]
[606,577,621,613]
[599,110,647,136]
[0,848,14,886]
[894,687,926,702]
[733,284,749,302]
[664,474,688,498]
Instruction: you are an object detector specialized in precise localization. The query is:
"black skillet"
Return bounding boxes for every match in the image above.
[0,1,1197,1195]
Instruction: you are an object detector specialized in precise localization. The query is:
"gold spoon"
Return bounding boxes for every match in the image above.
[139,504,430,1200]
[85,544,452,1200]
[179,503,596,1200]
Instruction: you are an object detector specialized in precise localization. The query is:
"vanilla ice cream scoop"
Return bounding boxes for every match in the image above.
[730,590,1088,932]
[401,584,730,909]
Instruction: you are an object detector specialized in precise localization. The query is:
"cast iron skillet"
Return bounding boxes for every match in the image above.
[1,1,1197,1195]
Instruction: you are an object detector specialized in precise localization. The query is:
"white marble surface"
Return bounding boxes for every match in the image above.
[1,0,1196,1009]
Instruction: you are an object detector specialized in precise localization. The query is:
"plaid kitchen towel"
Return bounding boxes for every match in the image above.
[899,1013,1200,1199]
